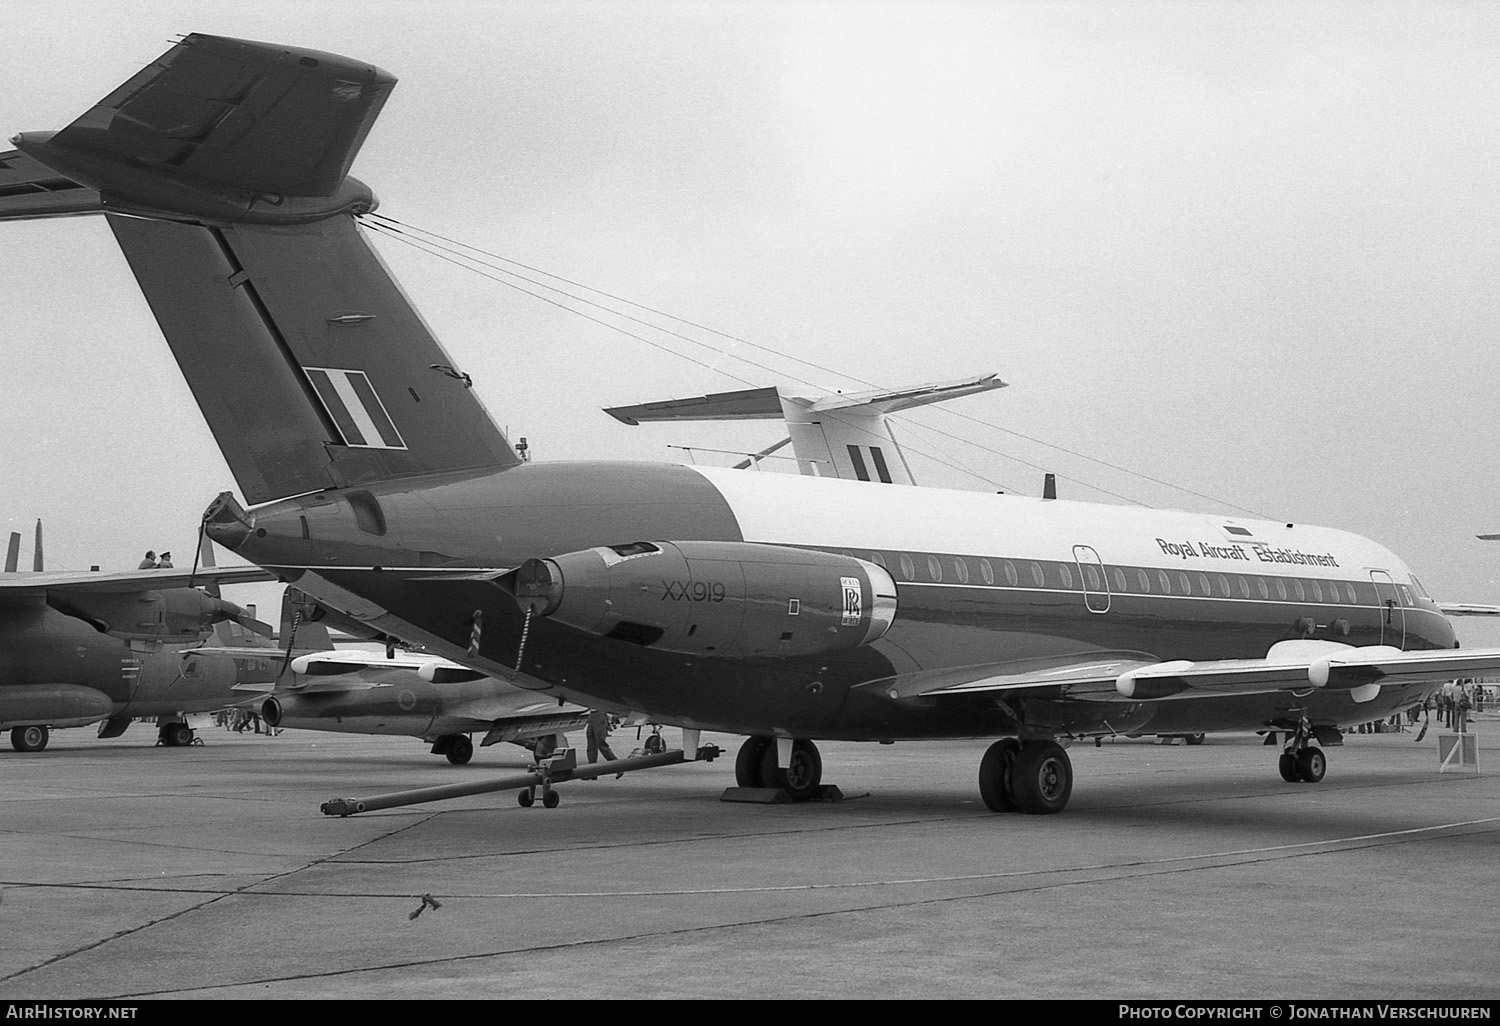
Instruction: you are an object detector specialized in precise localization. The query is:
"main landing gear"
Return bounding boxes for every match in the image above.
[734,736,825,800]
[1274,718,1329,784]
[10,725,48,752]
[430,734,474,765]
[156,721,196,747]
[978,739,1073,814]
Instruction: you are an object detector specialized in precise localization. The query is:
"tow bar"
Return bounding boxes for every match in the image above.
[319,744,721,817]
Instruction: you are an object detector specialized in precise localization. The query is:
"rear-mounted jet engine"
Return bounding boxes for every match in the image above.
[504,540,897,659]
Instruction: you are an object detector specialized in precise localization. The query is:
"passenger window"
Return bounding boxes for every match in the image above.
[1030,562,1045,588]
[927,555,943,583]
[1215,574,1230,597]
[1309,580,1323,602]
[954,558,970,584]
[1177,572,1191,595]
[1293,579,1305,602]
[1254,577,1268,600]
[1345,583,1357,604]
[1059,564,1074,589]
[1112,567,1128,592]
[871,551,888,569]
[1137,569,1151,593]
[1197,573,1211,596]
[1157,570,1172,594]
[1396,584,1414,606]
[1275,578,1288,601]
[1003,561,1018,586]
[1082,565,1099,590]
[980,559,995,585]
[899,554,915,580]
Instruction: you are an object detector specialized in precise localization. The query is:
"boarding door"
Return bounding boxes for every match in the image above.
[1073,545,1111,614]
[1370,570,1406,648]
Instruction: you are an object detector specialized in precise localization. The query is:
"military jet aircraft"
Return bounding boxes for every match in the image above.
[0,524,276,750]
[209,587,591,764]
[5,34,1500,812]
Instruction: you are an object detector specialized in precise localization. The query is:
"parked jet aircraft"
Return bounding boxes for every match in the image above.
[0,525,276,750]
[6,33,1500,811]
[603,373,1006,483]
[213,588,590,763]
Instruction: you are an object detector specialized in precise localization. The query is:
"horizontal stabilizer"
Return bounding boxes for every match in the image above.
[605,386,784,425]
[0,150,100,220]
[605,373,1003,485]
[45,33,394,199]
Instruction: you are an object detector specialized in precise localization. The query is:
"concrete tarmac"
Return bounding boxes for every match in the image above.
[1,716,1497,1000]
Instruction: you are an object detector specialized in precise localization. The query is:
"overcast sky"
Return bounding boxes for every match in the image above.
[4,0,1500,644]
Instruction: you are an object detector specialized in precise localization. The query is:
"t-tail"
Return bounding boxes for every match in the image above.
[0,33,521,505]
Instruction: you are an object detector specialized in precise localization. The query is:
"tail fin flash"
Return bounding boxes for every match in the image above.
[8,33,521,504]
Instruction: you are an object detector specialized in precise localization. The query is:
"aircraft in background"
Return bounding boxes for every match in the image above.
[206,587,590,763]
[603,373,1005,483]
[0,522,276,750]
[9,34,1500,813]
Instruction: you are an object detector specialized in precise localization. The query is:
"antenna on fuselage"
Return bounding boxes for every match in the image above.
[4,532,19,573]
[32,519,42,571]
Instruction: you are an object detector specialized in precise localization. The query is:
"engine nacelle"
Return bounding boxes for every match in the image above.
[47,587,261,642]
[509,540,897,659]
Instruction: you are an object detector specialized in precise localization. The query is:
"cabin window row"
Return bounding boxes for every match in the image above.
[849,550,1417,608]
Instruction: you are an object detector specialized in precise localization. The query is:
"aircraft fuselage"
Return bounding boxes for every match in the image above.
[210,460,1452,741]
[0,600,270,730]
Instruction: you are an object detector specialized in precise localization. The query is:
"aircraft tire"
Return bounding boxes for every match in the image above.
[1010,740,1072,815]
[517,790,535,807]
[161,723,193,748]
[644,733,666,755]
[445,735,474,765]
[1296,746,1326,784]
[1278,752,1300,782]
[1184,734,1206,746]
[978,739,1020,812]
[542,791,560,809]
[765,739,822,800]
[735,735,772,788]
[11,725,48,753]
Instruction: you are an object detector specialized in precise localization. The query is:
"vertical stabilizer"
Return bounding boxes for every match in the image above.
[5,33,522,505]
[279,587,336,652]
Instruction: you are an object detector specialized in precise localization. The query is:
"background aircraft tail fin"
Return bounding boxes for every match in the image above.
[279,586,335,652]
[8,33,522,504]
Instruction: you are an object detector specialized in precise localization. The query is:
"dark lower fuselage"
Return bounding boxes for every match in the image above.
[216,461,1454,741]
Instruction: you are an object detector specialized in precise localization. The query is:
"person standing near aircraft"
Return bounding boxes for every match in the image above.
[586,709,618,766]
[137,550,157,569]
[157,551,173,568]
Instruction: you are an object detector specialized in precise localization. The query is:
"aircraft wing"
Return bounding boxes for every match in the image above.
[1437,603,1500,616]
[0,565,276,596]
[865,640,1500,706]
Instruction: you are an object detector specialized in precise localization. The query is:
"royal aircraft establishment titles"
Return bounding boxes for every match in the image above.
[1156,539,1340,567]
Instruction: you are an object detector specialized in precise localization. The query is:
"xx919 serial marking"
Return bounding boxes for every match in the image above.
[662,580,726,602]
